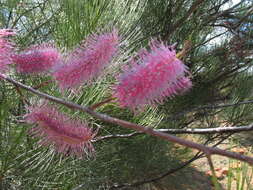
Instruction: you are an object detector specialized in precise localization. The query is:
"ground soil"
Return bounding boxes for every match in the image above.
[167,136,253,190]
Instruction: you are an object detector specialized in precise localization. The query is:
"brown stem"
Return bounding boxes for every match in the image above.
[13,84,30,105]
[166,99,253,121]
[158,123,253,134]
[164,0,205,39]
[93,123,253,141]
[1,73,253,165]
[176,40,192,60]
[109,154,202,190]
[206,155,221,190]
[33,79,53,89]
[89,97,116,110]
[108,135,231,189]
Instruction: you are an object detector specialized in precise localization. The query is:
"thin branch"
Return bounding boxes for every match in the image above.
[11,0,50,28]
[161,124,253,134]
[192,31,228,51]
[94,123,253,142]
[93,132,141,142]
[33,79,53,89]
[89,97,116,110]
[206,0,247,23]
[165,0,205,39]
[109,154,201,190]
[13,84,30,105]
[203,99,253,109]
[1,74,253,165]
[227,6,253,32]
[206,155,221,190]
[108,134,231,189]
[93,123,253,141]
[6,9,13,28]
[166,99,253,121]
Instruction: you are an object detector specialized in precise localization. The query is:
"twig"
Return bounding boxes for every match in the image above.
[92,124,252,143]
[176,40,192,60]
[109,154,201,190]
[206,155,221,190]
[165,0,205,39]
[197,99,253,110]
[1,73,253,165]
[12,121,247,142]
[166,99,253,121]
[93,132,141,142]
[33,79,53,89]
[93,123,253,141]
[89,97,116,110]
[158,124,253,134]
[11,0,50,28]
[13,84,30,105]
[108,134,231,189]
[206,0,247,23]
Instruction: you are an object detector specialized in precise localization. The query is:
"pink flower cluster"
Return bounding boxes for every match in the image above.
[53,30,119,90]
[25,104,95,158]
[13,43,61,74]
[1,28,194,157]
[0,29,15,73]
[113,40,192,111]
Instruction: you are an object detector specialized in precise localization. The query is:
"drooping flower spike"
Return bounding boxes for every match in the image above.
[53,29,119,90]
[0,29,15,73]
[113,40,192,111]
[25,103,96,158]
[0,29,16,36]
[163,77,192,99]
[13,43,61,74]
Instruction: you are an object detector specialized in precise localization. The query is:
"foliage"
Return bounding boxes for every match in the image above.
[0,0,253,189]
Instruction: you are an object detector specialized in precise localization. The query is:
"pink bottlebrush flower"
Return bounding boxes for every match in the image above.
[25,104,95,158]
[0,29,15,73]
[13,43,61,74]
[53,30,119,90]
[0,29,15,36]
[113,40,192,111]
[163,77,192,100]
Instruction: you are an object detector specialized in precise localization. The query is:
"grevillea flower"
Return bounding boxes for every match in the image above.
[163,77,192,99]
[13,43,61,74]
[53,30,119,90]
[0,29,15,73]
[25,104,95,158]
[113,40,192,111]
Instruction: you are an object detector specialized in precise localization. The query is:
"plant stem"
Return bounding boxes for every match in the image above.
[89,97,116,110]
[207,155,221,190]
[33,79,53,89]
[1,73,253,165]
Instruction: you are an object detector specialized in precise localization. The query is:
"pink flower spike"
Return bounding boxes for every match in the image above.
[25,104,95,158]
[13,43,61,74]
[0,29,15,73]
[53,29,119,90]
[162,77,192,100]
[113,40,192,111]
[0,29,15,37]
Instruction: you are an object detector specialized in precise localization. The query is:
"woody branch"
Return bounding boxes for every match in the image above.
[1,73,253,165]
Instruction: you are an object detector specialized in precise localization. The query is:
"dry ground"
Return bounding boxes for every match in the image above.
[167,136,253,190]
